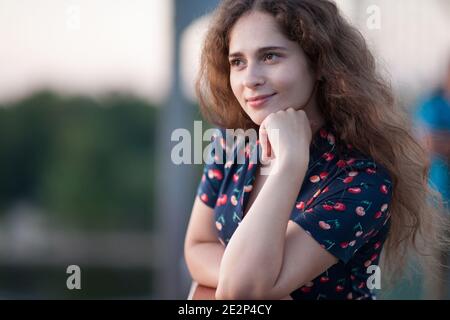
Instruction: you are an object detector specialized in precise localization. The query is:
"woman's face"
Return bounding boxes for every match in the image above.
[228,11,318,126]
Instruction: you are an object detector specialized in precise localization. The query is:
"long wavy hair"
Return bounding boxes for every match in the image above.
[196,0,449,285]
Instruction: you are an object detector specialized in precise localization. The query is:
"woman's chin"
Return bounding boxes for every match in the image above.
[249,116,264,126]
[245,110,272,126]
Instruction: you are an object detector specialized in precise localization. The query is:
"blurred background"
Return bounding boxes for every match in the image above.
[0,0,449,299]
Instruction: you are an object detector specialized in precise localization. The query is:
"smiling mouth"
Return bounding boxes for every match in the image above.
[246,93,276,108]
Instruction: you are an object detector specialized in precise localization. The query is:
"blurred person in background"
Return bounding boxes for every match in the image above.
[413,57,450,299]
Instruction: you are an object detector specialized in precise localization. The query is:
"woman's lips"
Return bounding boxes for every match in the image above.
[246,93,276,108]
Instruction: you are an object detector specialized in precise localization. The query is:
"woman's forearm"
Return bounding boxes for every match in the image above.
[217,160,308,296]
[185,241,225,288]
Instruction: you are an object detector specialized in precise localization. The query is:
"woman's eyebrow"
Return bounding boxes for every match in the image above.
[228,46,288,59]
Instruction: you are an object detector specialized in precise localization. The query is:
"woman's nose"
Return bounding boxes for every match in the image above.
[242,64,265,88]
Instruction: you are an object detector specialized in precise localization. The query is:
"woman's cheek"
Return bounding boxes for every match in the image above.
[230,77,244,105]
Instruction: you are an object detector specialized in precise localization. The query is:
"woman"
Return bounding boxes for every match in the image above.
[184,0,448,300]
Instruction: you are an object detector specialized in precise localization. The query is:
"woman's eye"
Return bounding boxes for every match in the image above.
[230,59,243,67]
[264,53,278,62]
[229,54,278,67]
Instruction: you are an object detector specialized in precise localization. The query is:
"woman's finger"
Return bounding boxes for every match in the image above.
[259,123,270,164]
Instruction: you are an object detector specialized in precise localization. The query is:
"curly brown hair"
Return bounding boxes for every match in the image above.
[196,0,449,286]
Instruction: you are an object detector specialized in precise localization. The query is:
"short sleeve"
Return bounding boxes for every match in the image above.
[196,128,226,209]
[291,163,393,264]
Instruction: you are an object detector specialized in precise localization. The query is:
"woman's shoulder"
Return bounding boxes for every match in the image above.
[311,125,392,187]
[341,147,392,184]
[330,151,392,204]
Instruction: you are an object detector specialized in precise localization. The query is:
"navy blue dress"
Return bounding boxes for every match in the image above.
[196,124,393,300]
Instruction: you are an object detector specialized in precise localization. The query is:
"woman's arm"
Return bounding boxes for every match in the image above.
[216,159,308,298]
[184,197,224,288]
[185,241,224,288]
[185,197,296,300]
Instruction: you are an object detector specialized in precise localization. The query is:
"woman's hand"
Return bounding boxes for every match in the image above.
[259,108,312,171]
